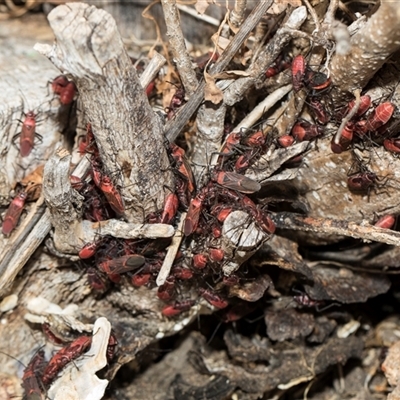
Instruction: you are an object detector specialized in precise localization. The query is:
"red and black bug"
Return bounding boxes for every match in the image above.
[331,122,354,154]
[87,267,110,292]
[374,214,396,229]
[241,130,266,147]
[291,55,306,92]
[183,183,212,236]
[365,102,394,132]
[106,332,118,363]
[171,266,193,280]
[42,336,92,386]
[160,193,179,224]
[277,135,295,148]
[96,174,125,216]
[131,272,152,287]
[42,323,65,346]
[22,350,46,400]
[51,75,77,105]
[209,248,224,263]
[304,69,331,92]
[217,132,242,166]
[293,291,325,309]
[12,111,42,157]
[384,138,400,154]
[51,75,69,95]
[98,254,146,276]
[347,171,377,194]
[291,120,323,142]
[79,240,102,259]
[192,253,208,269]
[169,143,196,194]
[211,203,233,223]
[211,170,261,194]
[241,196,275,235]
[157,276,176,302]
[162,300,195,317]
[234,148,259,173]
[346,95,372,118]
[309,98,330,125]
[199,288,229,309]
[2,191,28,235]
[166,87,186,120]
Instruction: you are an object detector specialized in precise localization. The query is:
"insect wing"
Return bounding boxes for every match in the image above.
[216,171,261,194]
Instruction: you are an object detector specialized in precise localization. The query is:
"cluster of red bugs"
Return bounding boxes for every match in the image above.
[269,54,398,202]
[74,119,275,317]
[331,95,395,154]
[2,75,77,236]
[337,97,396,196]
[265,52,292,78]
[160,129,276,316]
[22,324,117,398]
[272,54,331,152]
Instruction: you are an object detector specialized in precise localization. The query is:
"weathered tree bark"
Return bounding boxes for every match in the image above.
[161,0,198,95]
[36,3,174,221]
[330,0,400,102]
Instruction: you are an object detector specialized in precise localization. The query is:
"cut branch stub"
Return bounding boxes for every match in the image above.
[330,1,400,103]
[43,148,80,229]
[43,147,83,252]
[36,3,173,221]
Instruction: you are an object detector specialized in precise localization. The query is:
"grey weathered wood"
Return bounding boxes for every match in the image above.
[35,3,173,221]
[0,24,64,204]
[330,1,400,102]
[0,17,69,294]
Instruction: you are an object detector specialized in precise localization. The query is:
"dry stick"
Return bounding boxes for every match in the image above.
[190,10,230,180]
[5,0,36,17]
[36,3,173,221]
[88,220,174,240]
[302,0,321,32]
[272,212,400,246]
[333,89,361,145]
[156,212,186,286]
[223,6,307,107]
[176,4,221,27]
[0,198,50,295]
[0,55,166,294]
[337,1,357,22]
[165,0,274,143]
[161,0,198,95]
[230,0,247,28]
[210,84,292,167]
[139,52,167,91]
[43,148,81,251]
[192,103,227,182]
[232,84,292,133]
[329,1,400,103]
[324,0,339,24]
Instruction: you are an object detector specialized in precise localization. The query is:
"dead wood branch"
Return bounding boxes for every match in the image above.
[161,0,198,94]
[164,0,274,142]
[273,212,400,246]
[330,1,400,102]
[0,33,166,294]
[0,200,50,295]
[223,6,307,107]
[35,3,173,220]
[42,149,174,254]
[230,0,247,29]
